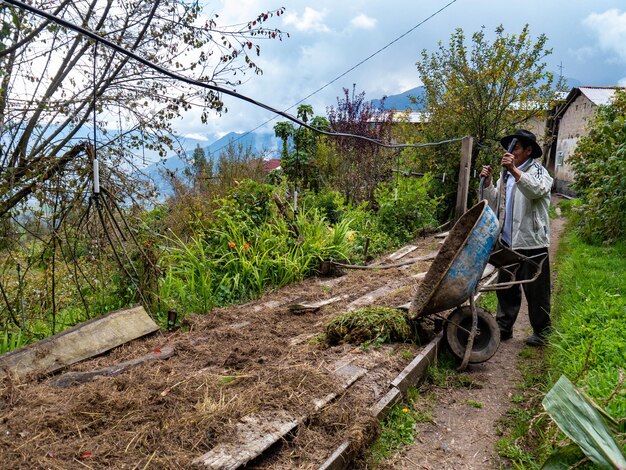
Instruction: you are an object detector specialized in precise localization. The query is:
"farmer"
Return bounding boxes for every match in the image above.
[479,129,553,347]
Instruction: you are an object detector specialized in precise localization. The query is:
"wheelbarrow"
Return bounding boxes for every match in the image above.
[406,199,546,370]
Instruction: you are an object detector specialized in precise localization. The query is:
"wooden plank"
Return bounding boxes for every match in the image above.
[390,334,442,393]
[0,306,158,380]
[370,386,402,420]
[345,281,403,311]
[193,361,367,469]
[434,231,450,239]
[287,295,349,313]
[49,345,175,388]
[454,136,473,223]
[388,244,417,261]
[317,440,351,470]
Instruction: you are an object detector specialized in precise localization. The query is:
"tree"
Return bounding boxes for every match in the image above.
[570,90,626,243]
[0,1,286,217]
[274,104,329,191]
[0,1,286,335]
[413,25,558,210]
[326,86,393,204]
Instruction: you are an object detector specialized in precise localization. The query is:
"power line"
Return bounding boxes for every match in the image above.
[210,0,460,155]
[3,0,461,151]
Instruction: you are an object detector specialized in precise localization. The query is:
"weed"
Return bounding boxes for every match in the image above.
[477,291,498,313]
[496,437,539,469]
[367,386,430,466]
[511,394,525,404]
[425,350,482,389]
[400,349,414,361]
[466,399,483,409]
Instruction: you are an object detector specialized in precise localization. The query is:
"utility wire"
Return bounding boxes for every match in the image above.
[210,0,459,155]
[2,0,462,150]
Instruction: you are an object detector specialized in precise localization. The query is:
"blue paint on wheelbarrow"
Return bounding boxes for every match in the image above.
[409,200,499,319]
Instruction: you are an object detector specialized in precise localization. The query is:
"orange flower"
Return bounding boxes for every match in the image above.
[228,241,236,250]
[243,242,251,251]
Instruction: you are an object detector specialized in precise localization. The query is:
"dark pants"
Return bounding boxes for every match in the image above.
[496,247,551,337]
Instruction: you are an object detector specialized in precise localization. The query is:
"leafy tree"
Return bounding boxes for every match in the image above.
[412,25,558,211]
[274,104,329,191]
[183,144,213,190]
[326,86,393,204]
[0,1,285,335]
[0,1,286,217]
[570,90,626,243]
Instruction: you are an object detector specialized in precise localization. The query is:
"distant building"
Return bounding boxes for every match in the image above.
[547,86,624,194]
[262,158,281,173]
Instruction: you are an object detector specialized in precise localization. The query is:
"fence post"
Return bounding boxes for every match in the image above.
[454,136,474,224]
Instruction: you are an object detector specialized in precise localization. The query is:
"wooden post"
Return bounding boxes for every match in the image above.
[454,136,473,224]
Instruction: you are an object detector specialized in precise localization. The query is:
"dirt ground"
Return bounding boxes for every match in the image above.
[0,230,442,469]
[0,200,566,469]
[383,198,566,469]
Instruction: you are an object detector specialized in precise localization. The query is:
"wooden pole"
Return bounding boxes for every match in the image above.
[454,136,473,224]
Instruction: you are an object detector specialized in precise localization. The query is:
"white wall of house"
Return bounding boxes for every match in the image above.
[555,94,596,184]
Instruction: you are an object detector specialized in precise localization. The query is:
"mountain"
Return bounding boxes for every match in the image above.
[138,131,280,197]
[370,86,426,110]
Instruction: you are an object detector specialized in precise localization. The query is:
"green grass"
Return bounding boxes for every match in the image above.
[497,225,626,468]
[548,233,626,420]
[367,386,433,466]
[477,291,498,313]
[425,349,482,389]
[466,399,483,408]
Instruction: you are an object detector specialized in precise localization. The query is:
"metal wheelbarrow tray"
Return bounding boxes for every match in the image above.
[408,200,500,365]
[406,200,548,366]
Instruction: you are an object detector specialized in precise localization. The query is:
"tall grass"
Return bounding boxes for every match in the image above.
[160,205,353,315]
[548,231,626,420]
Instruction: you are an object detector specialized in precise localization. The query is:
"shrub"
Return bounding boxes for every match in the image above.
[570,90,626,243]
[374,175,440,243]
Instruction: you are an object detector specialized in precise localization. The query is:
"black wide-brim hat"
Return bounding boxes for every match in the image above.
[500,129,542,159]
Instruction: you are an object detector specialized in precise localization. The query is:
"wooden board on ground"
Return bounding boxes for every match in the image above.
[287,294,349,313]
[49,345,175,388]
[345,281,404,312]
[0,306,158,380]
[192,360,367,469]
[387,245,417,261]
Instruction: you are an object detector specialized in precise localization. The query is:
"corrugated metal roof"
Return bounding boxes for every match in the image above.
[578,86,620,106]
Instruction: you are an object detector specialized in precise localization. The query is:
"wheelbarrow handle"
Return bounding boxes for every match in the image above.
[479,176,486,200]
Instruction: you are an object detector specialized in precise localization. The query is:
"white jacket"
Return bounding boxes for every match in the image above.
[483,160,553,249]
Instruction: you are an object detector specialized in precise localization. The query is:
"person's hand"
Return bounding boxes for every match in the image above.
[480,165,493,188]
[501,152,516,172]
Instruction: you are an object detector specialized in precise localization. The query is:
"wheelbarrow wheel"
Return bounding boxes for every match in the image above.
[445,306,500,364]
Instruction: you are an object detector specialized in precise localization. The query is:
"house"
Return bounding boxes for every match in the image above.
[546,86,624,194]
[262,158,281,173]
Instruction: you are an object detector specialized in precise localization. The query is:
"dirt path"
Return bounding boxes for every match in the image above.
[383,198,566,469]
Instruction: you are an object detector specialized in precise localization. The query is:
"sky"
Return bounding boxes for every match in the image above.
[176,0,626,144]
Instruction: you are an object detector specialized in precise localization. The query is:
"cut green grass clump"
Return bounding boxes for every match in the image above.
[325,306,412,347]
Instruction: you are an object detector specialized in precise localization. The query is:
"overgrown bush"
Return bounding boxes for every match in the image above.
[160,182,353,315]
[570,90,626,243]
[374,175,440,243]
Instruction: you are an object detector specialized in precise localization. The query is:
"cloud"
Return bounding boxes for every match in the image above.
[350,14,377,30]
[283,7,330,33]
[183,133,209,141]
[583,9,626,62]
